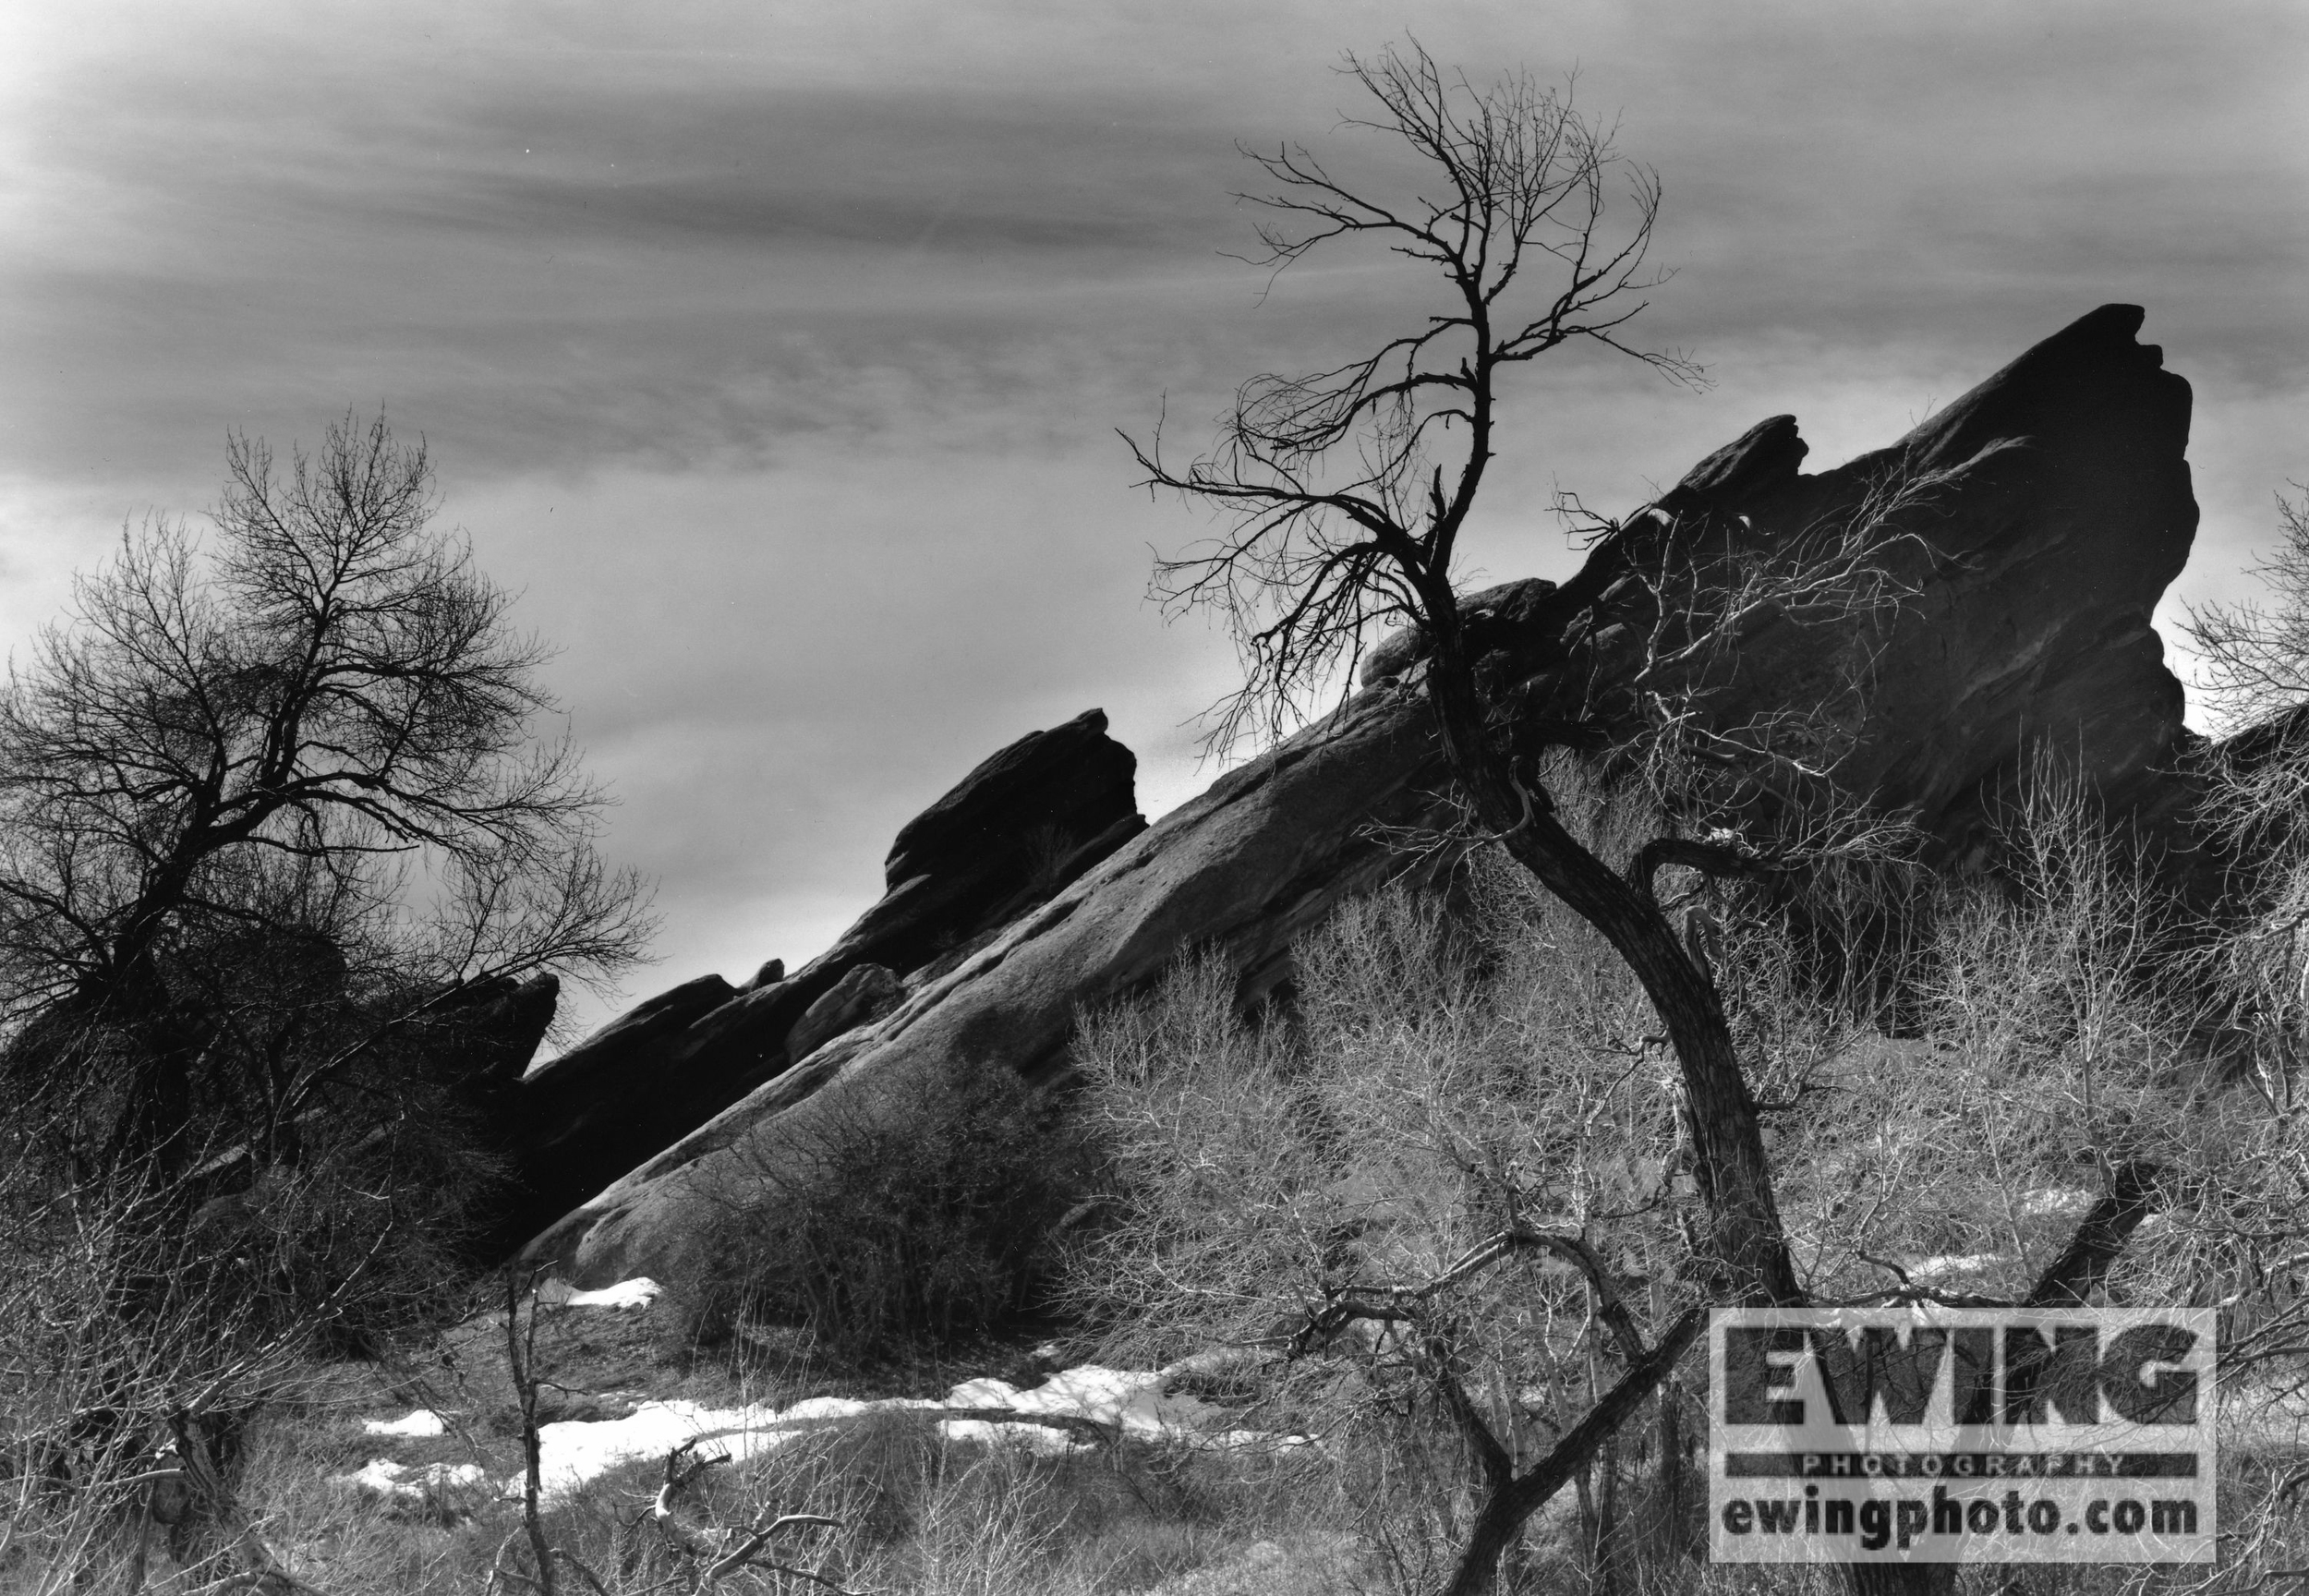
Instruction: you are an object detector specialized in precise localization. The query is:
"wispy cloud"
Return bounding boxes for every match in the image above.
[3,0,2303,1026]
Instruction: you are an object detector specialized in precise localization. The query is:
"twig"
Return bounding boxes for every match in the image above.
[1856,1251,1912,1287]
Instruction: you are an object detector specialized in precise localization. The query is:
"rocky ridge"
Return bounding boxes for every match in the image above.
[515,304,2204,1293]
[504,707,1143,1236]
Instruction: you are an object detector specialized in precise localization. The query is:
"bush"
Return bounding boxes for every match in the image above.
[706,1062,1095,1361]
[1065,758,2309,1593]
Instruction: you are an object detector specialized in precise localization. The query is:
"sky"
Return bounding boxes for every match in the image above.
[4,1,2304,1037]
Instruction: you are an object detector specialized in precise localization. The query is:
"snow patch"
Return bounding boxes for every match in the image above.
[2016,1188,2097,1221]
[535,1276,662,1310]
[948,1366,1227,1439]
[1905,1253,2006,1283]
[363,1409,447,1438]
[339,1361,1300,1506]
[526,1365,1293,1503]
[531,1396,916,1500]
[332,1458,489,1502]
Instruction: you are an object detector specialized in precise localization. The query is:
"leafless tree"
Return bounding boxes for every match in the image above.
[1125,47,1797,1592]
[1128,42,2148,1596]
[0,412,654,1584]
[0,413,653,1185]
[1141,44,1693,755]
[2180,487,2309,1125]
[2183,486,2309,733]
[1133,33,1790,1314]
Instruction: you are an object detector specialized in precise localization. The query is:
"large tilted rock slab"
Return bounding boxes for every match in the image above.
[527,691,1458,1286]
[1691,302,2194,846]
[525,304,2198,1289]
[506,708,1143,1237]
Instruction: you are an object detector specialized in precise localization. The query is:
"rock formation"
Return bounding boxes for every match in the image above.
[520,304,2200,1290]
[504,708,1143,1234]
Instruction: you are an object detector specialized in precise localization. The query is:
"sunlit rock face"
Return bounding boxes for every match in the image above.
[524,304,2200,1292]
[506,708,1142,1238]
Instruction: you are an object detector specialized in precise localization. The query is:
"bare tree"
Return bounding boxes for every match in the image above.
[2180,487,2309,1124]
[0,413,655,1582]
[2183,485,2309,732]
[0,412,652,1183]
[1127,42,2150,1596]
[1124,46,1798,1593]
[1134,37,1793,1310]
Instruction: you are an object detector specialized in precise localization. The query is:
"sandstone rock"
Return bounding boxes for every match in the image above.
[512,972,748,1230]
[504,709,1142,1234]
[436,973,559,1233]
[524,680,1505,1287]
[1358,624,1425,685]
[822,707,1145,974]
[1661,304,2194,852]
[436,971,560,1094]
[525,304,2199,1290]
[784,962,903,1062]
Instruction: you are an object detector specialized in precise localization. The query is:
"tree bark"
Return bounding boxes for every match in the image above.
[2027,1162,2160,1308]
[1839,1167,2165,1596]
[1420,626,1802,1307]
[1441,1310,1705,1596]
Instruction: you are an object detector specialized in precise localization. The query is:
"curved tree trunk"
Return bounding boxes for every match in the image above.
[1420,626,1802,1307]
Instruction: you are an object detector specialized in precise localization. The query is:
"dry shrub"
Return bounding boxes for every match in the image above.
[476,1411,1335,1596]
[1070,837,1706,1593]
[0,1071,512,1591]
[702,1060,1096,1361]
[1065,755,2309,1594]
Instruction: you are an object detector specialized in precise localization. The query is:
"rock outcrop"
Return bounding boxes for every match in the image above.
[506,708,1144,1233]
[523,304,2199,1290]
[784,963,903,1063]
[434,971,560,1126]
[1681,303,2194,851]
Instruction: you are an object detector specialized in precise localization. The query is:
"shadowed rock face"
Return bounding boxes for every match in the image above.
[1680,304,2194,851]
[165,968,562,1252]
[523,304,2199,1290]
[503,709,1143,1236]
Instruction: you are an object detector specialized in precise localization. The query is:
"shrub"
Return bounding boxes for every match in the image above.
[1066,758,2309,1592]
[707,1061,1095,1361]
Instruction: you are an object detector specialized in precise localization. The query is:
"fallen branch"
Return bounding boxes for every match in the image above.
[650,1442,852,1593]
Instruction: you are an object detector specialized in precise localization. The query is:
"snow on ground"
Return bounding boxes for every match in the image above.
[526,1367,1291,1502]
[332,1458,490,1502]
[342,1377,1291,1507]
[534,1276,663,1310]
[363,1409,447,1438]
[2016,1187,2097,1220]
[532,1394,908,1498]
[332,1281,1304,1512]
[947,1367,1224,1437]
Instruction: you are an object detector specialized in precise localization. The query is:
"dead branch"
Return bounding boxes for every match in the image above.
[1295,1224,1648,1369]
[503,1268,559,1596]
[649,1440,852,1593]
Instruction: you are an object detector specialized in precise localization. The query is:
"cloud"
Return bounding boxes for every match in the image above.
[11,2,2301,485]
[3,0,2303,1035]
